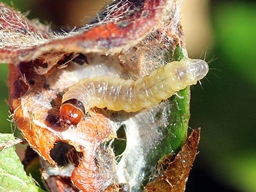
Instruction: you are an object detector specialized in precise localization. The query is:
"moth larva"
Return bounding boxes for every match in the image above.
[60,58,209,125]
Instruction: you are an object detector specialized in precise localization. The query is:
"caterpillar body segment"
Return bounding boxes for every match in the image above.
[60,58,209,124]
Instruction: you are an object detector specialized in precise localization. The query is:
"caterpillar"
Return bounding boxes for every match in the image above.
[59,57,209,125]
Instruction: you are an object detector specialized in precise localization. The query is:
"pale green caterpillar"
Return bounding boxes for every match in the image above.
[59,57,208,125]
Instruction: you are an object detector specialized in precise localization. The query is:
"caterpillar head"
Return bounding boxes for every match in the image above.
[59,99,85,125]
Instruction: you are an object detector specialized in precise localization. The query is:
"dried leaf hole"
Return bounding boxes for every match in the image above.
[50,142,83,167]
[102,124,127,162]
[113,124,127,159]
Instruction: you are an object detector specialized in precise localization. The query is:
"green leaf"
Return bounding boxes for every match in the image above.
[0,134,45,192]
[141,46,190,187]
[0,0,31,12]
[155,45,189,154]
[0,64,9,134]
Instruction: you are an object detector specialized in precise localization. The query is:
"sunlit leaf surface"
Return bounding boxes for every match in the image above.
[0,134,44,192]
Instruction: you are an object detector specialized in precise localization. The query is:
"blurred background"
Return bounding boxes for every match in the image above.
[0,0,256,191]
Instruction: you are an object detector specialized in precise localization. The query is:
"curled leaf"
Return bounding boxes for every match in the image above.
[144,128,200,192]
[0,0,203,191]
